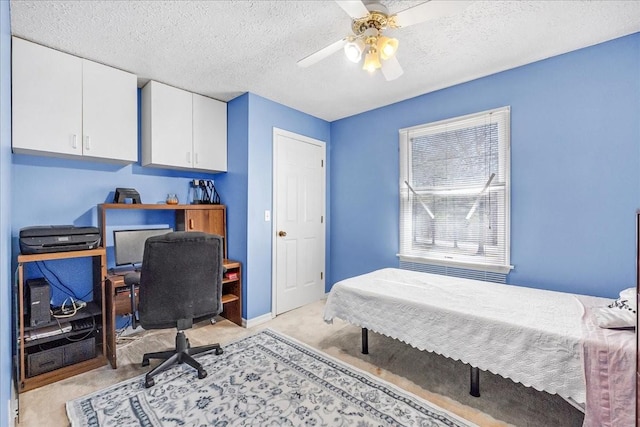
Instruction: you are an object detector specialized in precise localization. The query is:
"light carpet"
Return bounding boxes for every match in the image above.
[66,329,477,427]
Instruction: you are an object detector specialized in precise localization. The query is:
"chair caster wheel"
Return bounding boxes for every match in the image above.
[215,348,223,355]
[142,359,150,367]
[198,369,207,379]
[145,378,155,388]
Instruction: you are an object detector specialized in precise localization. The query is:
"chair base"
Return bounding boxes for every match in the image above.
[141,330,223,388]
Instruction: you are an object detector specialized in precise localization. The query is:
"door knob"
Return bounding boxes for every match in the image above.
[278,231,287,237]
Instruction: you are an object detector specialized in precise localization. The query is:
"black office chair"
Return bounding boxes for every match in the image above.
[124,231,224,388]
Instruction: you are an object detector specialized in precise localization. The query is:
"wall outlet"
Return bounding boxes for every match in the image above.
[264,210,271,221]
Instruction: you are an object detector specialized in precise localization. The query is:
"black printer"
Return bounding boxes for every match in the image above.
[19,225,101,255]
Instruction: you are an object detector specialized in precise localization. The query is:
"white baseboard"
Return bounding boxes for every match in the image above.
[243,313,272,328]
[11,363,18,426]
[9,397,16,427]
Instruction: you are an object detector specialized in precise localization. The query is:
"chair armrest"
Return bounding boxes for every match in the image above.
[124,271,141,286]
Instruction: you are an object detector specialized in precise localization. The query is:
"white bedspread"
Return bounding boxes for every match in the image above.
[323,268,611,405]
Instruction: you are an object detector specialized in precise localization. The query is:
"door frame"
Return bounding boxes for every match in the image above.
[271,127,327,317]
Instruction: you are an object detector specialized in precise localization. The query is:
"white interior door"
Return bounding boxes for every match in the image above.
[273,128,326,315]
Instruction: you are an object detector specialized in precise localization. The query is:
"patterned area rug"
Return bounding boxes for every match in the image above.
[67,329,476,426]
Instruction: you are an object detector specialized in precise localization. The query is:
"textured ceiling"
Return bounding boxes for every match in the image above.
[9,1,640,122]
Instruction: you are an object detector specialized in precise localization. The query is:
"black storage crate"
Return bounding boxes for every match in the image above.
[27,337,95,377]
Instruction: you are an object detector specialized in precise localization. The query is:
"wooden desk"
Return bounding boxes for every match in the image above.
[99,203,242,368]
[105,259,242,368]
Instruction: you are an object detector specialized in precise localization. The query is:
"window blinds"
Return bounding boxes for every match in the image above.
[399,106,511,273]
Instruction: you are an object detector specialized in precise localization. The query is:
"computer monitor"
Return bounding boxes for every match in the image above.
[113,228,172,267]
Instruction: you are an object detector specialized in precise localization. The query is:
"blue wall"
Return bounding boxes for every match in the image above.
[213,93,249,316]
[330,33,640,298]
[218,93,330,320]
[0,0,12,423]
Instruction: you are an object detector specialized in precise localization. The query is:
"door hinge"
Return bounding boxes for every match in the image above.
[320,272,323,280]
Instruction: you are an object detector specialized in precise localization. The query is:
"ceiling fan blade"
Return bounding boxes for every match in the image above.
[335,0,369,19]
[297,38,347,68]
[393,1,473,28]
[381,55,404,81]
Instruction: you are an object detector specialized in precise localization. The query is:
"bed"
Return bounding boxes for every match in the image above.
[323,268,635,426]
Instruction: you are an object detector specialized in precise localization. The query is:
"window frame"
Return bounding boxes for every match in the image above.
[398,106,513,274]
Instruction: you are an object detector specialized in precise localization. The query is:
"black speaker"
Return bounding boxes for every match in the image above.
[26,278,51,327]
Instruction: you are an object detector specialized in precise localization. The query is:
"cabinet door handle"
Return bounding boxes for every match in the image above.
[195,153,199,165]
[85,135,91,151]
[189,219,194,230]
[187,152,191,164]
[71,134,78,149]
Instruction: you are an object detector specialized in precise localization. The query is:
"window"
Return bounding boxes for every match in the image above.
[399,106,512,274]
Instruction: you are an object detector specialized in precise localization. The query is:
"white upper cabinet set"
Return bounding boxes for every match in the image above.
[12,37,137,162]
[141,80,227,173]
[11,38,227,172]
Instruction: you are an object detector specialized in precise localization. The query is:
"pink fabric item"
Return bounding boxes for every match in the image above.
[580,297,636,427]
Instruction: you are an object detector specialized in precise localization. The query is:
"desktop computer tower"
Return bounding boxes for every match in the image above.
[26,278,51,327]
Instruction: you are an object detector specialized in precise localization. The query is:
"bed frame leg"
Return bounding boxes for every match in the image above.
[361,328,369,354]
[470,366,480,397]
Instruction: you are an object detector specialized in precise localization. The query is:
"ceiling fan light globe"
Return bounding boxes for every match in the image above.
[378,36,399,60]
[381,54,403,81]
[362,50,381,72]
[344,39,364,63]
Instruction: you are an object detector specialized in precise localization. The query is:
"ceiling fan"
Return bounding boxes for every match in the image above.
[297,1,472,81]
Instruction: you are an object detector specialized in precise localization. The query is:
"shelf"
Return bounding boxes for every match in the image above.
[16,247,107,392]
[99,203,223,210]
[18,247,105,263]
[20,353,107,393]
[23,301,101,333]
[220,260,241,326]
[221,294,239,304]
[23,326,100,349]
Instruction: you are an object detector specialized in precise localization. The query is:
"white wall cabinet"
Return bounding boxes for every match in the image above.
[141,80,192,169]
[12,37,137,163]
[142,80,227,173]
[81,60,137,162]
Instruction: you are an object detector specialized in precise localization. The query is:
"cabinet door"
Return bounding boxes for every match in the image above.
[82,59,137,162]
[142,81,192,169]
[185,209,227,257]
[12,37,82,157]
[193,93,227,172]
[184,209,226,236]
